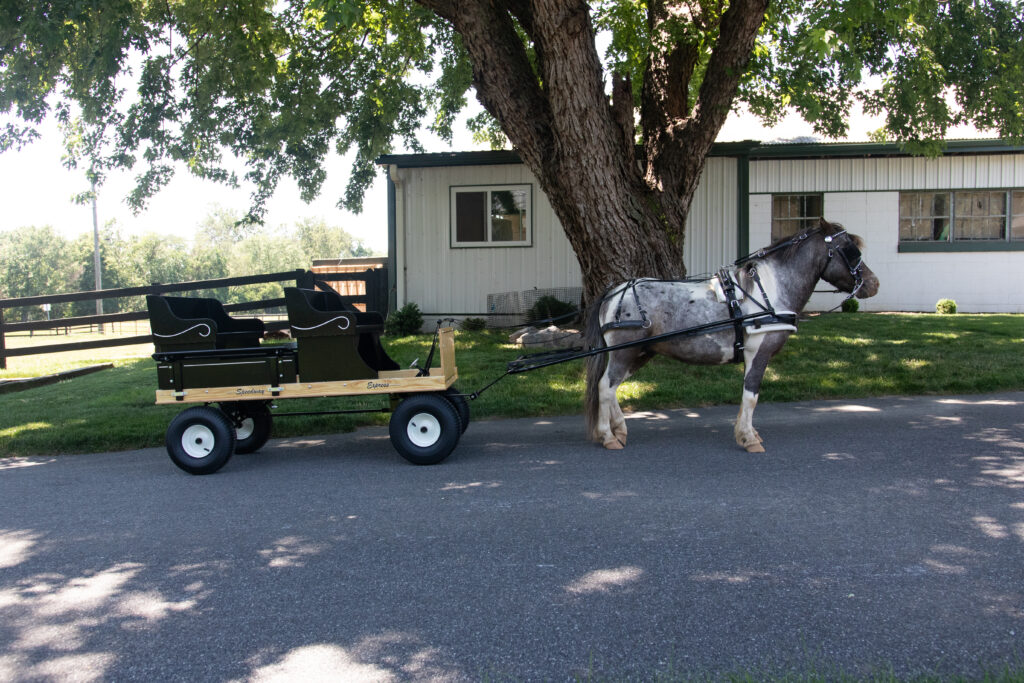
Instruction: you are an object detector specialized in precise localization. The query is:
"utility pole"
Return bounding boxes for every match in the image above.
[91,178,103,334]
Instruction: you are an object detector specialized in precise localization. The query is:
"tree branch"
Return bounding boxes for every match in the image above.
[415,0,553,171]
[676,0,768,164]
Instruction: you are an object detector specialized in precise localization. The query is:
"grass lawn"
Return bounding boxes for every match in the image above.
[1,312,1023,456]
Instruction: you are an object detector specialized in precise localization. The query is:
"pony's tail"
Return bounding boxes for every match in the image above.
[583,298,608,441]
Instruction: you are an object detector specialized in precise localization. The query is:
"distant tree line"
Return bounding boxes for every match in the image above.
[0,207,374,322]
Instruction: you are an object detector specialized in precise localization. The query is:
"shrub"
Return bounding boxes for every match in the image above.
[935,298,958,315]
[460,317,487,331]
[841,297,860,313]
[385,302,424,336]
[527,295,579,325]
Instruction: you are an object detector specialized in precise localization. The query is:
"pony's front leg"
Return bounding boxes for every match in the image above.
[734,389,764,453]
[734,333,788,454]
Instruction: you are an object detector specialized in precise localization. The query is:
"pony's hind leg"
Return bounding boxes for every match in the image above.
[596,348,640,450]
[594,370,624,449]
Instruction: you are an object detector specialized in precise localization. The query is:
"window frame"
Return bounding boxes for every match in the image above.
[770,193,823,241]
[449,184,533,249]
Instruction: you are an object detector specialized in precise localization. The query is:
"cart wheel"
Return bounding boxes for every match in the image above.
[165,406,236,475]
[389,393,462,465]
[443,387,470,434]
[222,402,273,454]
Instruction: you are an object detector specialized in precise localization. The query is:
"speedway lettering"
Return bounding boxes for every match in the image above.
[367,381,391,389]
[235,388,266,395]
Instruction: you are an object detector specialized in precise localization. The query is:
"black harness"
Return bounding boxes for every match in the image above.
[599,228,863,363]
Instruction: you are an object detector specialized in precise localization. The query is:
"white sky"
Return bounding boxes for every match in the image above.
[0,97,989,255]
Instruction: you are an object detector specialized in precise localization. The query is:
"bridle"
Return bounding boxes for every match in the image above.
[823,230,865,299]
[736,227,865,300]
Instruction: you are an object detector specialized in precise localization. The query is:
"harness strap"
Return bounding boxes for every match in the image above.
[601,279,651,333]
[716,268,746,364]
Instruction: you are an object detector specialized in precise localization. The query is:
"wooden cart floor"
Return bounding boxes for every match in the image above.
[155,368,457,404]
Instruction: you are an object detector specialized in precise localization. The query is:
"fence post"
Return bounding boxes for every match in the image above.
[0,307,6,370]
[296,269,315,290]
[370,268,388,315]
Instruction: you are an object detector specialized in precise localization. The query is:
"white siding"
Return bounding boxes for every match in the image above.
[397,150,1024,314]
[396,158,739,314]
[397,164,580,315]
[751,154,1024,193]
[750,190,1024,312]
[684,157,738,276]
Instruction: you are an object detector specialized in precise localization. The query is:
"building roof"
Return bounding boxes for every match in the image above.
[377,138,1024,168]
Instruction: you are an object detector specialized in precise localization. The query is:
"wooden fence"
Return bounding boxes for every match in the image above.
[0,267,389,369]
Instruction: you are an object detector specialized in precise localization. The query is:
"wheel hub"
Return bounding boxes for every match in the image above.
[235,417,255,441]
[406,412,441,448]
[181,424,216,459]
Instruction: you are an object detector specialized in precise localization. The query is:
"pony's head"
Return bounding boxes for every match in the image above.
[817,219,879,299]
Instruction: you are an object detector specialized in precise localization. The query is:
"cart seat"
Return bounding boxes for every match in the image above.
[284,287,399,382]
[147,294,265,353]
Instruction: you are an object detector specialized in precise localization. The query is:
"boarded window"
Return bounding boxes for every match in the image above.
[899,192,951,241]
[899,189,1024,243]
[1010,191,1024,241]
[954,191,1007,240]
[771,194,822,241]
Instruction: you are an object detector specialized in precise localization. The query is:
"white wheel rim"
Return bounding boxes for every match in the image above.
[236,417,255,441]
[181,424,217,459]
[406,412,441,448]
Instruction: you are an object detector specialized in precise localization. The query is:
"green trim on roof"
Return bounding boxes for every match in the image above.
[376,139,1023,168]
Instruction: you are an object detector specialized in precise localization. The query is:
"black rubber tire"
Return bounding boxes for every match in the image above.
[389,393,462,465]
[221,402,273,454]
[443,387,471,434]
[165,406,236,475]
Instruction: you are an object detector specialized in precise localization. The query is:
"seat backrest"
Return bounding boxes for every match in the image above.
[285,288,358,336]
[147,294,264,350]
[147,295,218,351]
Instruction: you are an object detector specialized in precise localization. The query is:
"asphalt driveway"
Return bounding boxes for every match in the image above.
[2,392,1023,681]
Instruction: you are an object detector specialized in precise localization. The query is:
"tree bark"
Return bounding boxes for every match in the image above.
[416,0,768,301]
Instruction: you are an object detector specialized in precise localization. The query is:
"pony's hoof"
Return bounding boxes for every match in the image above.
[603,438,625,450]
[612,431,627,447]
[744,442,766,453]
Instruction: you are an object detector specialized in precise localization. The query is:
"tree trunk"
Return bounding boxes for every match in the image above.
[417,0,768,302]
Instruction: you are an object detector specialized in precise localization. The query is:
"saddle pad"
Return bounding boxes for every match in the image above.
[744,310,797,337]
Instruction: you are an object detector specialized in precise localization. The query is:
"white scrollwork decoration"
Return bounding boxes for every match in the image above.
[290,315,352,332]
[153,323,213,338]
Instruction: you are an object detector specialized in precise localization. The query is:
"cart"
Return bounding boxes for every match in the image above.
[148,288,469,475]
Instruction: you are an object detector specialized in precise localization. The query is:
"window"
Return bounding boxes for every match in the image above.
[899,192,950,241]
[451,185,531,247]
[1011,190,1024,241]
[899,189,1024,243]
[771,194,822,240]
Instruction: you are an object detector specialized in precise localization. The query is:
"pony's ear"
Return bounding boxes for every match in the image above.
[818,217,829,229]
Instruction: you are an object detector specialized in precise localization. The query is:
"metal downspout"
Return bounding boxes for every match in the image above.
[388,164,406,309]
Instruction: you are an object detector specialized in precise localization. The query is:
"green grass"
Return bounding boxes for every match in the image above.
[2,312,1023,456]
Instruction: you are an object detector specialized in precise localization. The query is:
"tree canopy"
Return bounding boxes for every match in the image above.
[2,0,1022,294]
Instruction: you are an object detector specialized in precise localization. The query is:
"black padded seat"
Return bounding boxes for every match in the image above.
[147,295,265,353]
[284,287,399,382]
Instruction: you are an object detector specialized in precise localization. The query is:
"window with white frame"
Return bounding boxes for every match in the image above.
[451,185,532,247]
[771,194,822,241]
[899,189,1024,242]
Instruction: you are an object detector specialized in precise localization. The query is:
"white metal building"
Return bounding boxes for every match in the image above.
[378,140,1024,315]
